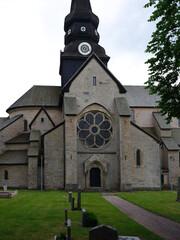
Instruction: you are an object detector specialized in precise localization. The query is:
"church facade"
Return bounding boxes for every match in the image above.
[0,0,180,191]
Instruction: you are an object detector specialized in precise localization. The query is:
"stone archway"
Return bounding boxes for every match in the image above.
[84,155,108,189]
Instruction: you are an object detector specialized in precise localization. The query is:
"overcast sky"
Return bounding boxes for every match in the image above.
[0,0,155,117]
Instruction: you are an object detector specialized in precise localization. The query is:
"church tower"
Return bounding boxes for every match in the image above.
[60,0,110,86]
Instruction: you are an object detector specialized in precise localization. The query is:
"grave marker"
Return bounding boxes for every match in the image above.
[69,192,72,203]
[64,208,68,226]
[89,224,118,240]
[3,186,7,191]
[71,197,75,211]
[81,208,86,227]
[77,189,81,210]
[66,219,71,240]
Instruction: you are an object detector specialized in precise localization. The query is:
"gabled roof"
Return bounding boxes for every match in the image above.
[131,122,161,143]
[7,85,61,112]
[0,115,23,131]
[61,53,126,94]
[6,133,30,144]
[161,137,180,151]
[29,107,55,129]
[124,85,160,108]
[153,112,171,130]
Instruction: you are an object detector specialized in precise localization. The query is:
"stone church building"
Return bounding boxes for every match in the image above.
[0,0,180,191]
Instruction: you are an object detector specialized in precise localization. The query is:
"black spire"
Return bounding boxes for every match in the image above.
[60,0,110,87]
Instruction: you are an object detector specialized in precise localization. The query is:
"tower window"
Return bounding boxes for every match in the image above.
[93,77,97,86]
[24,120,28,131]
[4,170,8,180]
[136,149,141,166]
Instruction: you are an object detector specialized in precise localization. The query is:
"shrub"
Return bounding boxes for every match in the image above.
[56,232,66,240]
[84,211,98,227]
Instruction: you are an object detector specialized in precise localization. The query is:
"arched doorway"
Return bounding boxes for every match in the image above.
[90,168,101,187]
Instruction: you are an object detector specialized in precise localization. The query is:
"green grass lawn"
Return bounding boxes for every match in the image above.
[118,191,180,223]
[0,191,164,240]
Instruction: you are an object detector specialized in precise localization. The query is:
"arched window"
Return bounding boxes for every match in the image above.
[24,120,28,131]
[4,170,8,180]
[136,149,141,166]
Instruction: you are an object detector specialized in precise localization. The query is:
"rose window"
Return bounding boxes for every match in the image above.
[77,111,113,148]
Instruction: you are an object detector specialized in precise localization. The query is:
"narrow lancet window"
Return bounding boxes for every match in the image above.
[93,76,96,86]
[136,149,141,166]
[4,170,8,180]
[24,120,28,131]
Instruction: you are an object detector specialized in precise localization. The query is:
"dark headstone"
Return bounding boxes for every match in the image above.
[69,192,72,203]
[64,208,68,226]
[71,197,75,211]
[89,224,118,240]
[81,208,86,227]
[77,189,81,210]
[118,237,140,240]
[177,177,180,202]
[66,219,71,240]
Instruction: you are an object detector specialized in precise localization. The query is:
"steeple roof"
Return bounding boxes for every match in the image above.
[65,0,99,31]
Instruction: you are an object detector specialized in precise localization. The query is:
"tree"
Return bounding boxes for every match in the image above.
[144,0,180,123]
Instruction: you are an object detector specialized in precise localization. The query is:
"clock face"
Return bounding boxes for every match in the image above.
[78,42,92,55]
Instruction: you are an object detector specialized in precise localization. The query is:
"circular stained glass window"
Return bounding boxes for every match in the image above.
[77,111,113,148]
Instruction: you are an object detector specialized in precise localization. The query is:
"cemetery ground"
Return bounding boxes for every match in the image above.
[0,191,179,240]
[118,191,180,223]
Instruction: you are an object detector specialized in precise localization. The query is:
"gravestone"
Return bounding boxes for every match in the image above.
[77,189,81,210]
[69,192,72,203]
[71,197,75,211]
[81,208,86,227]
[66,219,71,240]
[177,177,180,202]
[3,186,7,191]
[118,237,140,240]
[89,224,118,240]
[64,208,68,226]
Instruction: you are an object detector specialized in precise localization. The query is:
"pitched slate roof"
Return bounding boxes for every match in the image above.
[0,115,23,131]
[6,133,30,144]
[115,97,131,116]
[153,112,171,129]
[124,86,160,107]
[0,118,8,124]
[131,122,161,143]
[7,86,61,112]
[61,53,126,94]
[161,137,180,151]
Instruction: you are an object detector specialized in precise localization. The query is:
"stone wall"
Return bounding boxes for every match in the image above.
[44,123,65,190]
[0,165,28,188]
[168,151,180,187]
[0,117,24,153]
[31,110,55,134]
[130,124,161,190]
[131,108,157,128]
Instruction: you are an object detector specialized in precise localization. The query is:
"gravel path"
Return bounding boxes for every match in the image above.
[103,195,180,240]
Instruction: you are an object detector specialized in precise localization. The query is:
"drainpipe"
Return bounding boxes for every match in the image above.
[40,155,43,192]
[170,156,173,194]
[159,143,162,189]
